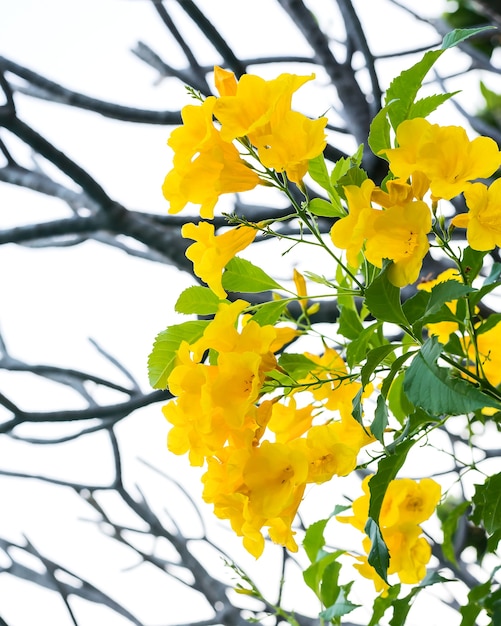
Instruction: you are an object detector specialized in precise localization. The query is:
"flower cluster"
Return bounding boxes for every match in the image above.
[339,476,441,594]
[331,118,501,287]
[164,298,373,557]
[162,66,328,218]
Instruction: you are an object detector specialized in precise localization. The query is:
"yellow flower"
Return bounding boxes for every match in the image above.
[213,72,315,143]
[214,65,237,96]
[182,222,256,298]
[163,97,260,218]
[464,320,501,387]
[330,179,376,268]
[417,268,462,342]
[384,525,432,584]
[452,179,501,251]
[267,397,315,443]
[380,478,441,527]
[364,200,432,287]
[383,118,501,200]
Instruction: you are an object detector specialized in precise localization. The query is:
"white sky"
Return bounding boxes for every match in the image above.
[0,1,497,624]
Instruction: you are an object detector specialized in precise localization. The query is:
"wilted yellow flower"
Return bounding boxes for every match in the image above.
[182,221,256,298]
[163,97,260,218]
[364,200,432,287]
[383,118,501,200]
[452,179,501,251]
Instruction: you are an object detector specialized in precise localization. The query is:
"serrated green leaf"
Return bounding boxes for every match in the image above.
[365,264,408,326]
[336,165,368,189]
[442,26,497,50]
[371,395,389,443]
[408,92,458,119]
[368,438,414,522]
[361,344,397,388]
[278,353,316,379]
[308,197,344,218]
[303,551,343,596]
[441,501,470,566]
[338,305,365,340]
[365,517,390,583]
[426,280,474,316]
[175,286,223,315]
[251,300,288,326]
[320,586,359,620]
[330,156,352,184]
[471,473,501,535]
[385,49,443,130]
[402,290,430,325]
[148,321,208,389]
[461,246,487,283]
[475,313,501,335]
[368,584,401,626]
[222,257,283,293]
[380,350,417,398]
[346,322,380,368]
[403,337,501,414]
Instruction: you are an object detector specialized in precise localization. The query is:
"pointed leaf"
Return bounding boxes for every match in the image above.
[148,321,208,389]
[365,517,390,583]
[371,395,389,443]
[175,286,223,315]
[442,26,497,50]
[368,104,392,157]
[404,337,501,414]
[303,518,329,563]
[365,264,408,326]
[278,353,317,379]
[320,586,359,620]
[408,92,458,119]
[222,257,283,293]
[251,299,288,326]
[308,197,344,218]
[361,344,397,387]
[471,473,501,535]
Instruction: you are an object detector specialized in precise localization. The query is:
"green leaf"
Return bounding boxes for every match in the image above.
[361,344,397,388]
[471,473,501,535]
[251,299,288,326]
[365,264,408,326]
[403,337,501,415]
[365,517,390,583]
[308,197,344,218]
[278,353,317,379]
[368,438,414,523]
[320,560,342,608]
[346,322,381,368]
[441,501,470,566]
[385,49,443,130]
[222,257,283,293]
[308,153,333,193]
[320,586,359,620]
[402,290,430,325]
[461,246,487,283]
[387,371,415,425]
[380,350,417,398]
[408,92,458,119]
[371,395,389,444]
[442,26,497,50]
[426,280,474,316]
[303,551,343,597]
[336,165,368,190]
[368,584,401,626]
[303,518,329,563]
[148,321,208,389]
[330,155,352,184]
[368,103,392,157]
[338,305,364,340]
[174,286,223,315]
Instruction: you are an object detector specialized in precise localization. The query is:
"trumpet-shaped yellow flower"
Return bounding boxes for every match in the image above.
[213,72,315,143]
[384,118,501,200]
[182,222,256,298]
[163,97,260,218]
[452,179,501,251]
[380,478,442,527]
[267,397,315,443]
[364,200,432,287]
[330,179,376,268]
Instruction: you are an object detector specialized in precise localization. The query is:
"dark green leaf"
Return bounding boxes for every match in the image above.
[365,517,390,583]
[320,586,359,620]
[380,350,417,398]
[368,438,414,522]
[346,322,380,368]
[361,344,397,388]
[175,286,223,315]
[441,501,470,565]
[365,264,408,326]
[148,321,208,389]
[320,560,342,608]
[402,290,430,325]
[303,551,343,596]
[471,473,501,535]
[461,247,487,283]
[222,257,283,293]
[368,584,401,626]
[404,338,501,414]
[426,281,474,316]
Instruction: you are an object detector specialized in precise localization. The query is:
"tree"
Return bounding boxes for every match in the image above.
[0,1,500,624]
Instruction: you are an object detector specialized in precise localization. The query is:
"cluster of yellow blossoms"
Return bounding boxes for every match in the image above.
[339,476,441,593]
[164,299,374,557]
[331,117,501,287]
